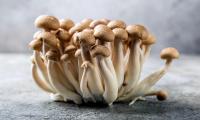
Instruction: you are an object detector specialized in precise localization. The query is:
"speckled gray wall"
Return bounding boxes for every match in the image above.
[0,0,200,54]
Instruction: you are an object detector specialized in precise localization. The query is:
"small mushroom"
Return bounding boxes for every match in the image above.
[89,19,109,28]
[91,45,118,105]
[35,15,60,32]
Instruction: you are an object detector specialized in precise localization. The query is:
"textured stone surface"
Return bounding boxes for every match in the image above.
[0,0,200,54]
[0,54,200,120]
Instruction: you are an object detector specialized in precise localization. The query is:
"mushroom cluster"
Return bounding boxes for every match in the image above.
[29,15,180,105]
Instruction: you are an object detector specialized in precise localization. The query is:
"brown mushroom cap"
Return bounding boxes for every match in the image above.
[77,30,96,46]
[112,28,128,42]
[90,45,110,57]
[60,19,74,31]
[89,19,109,28]
[107,20,126,29]
[35,15,60,31]
[156,90,168,101]
[94,25,115,42]
[64,44,77,53]
[56,29,71,42]
[81,18,93,26]
[46,50,59,61]
[160,47,180,60]
[39,32,59,49]
[29,39,42,51]
[33,31,42,39]
[142,34,156,45]
[126,24,149,40]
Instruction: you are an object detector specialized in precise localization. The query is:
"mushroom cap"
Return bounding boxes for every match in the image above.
[90,45,110,57]
[46,50,59,61]
[35,15,60,31]
[126,24,149,40]
[75,49,81,57]
[60,19,74,30]
[160,47,180,60]
[56,29,71,42]
[107,20,126,29]
[77,30,96,46]
[29,39,42,51]
[112,28,128,42]
[81,18,93,26]
[39,32,59,49]
[142,34,156,45]
[89,19,109,28]
[69,21,91,35]
[33,31,42,39]
[156,90,168,101]
[64,44,77,53]
[60,54,69,61]
[94,25,115,42]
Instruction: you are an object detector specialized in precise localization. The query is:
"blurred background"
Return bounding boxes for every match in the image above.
[0,0,200,54]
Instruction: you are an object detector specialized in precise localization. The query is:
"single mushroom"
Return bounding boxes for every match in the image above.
[77,29,104,101]
[119,25,149,97]
[107,20,128,89]
[91,45,118,105]
[119,47,179,103]
[46,50,82,104]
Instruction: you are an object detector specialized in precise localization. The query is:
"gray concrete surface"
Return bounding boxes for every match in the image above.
[0,0,200,54]
[0,54,200,120]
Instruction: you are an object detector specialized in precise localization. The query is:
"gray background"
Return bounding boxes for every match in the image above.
[0,0,200,54]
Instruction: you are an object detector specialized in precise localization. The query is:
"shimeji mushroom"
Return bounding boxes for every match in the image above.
[118,47,179,105]
[93,25,118,105]
[107,20,128,89]
[77,29,104,102]
[30,16,180,105]
[118,25,149,97]
[46,50,82,104]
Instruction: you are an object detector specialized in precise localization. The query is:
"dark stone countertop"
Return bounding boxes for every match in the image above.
[0,54,200,120]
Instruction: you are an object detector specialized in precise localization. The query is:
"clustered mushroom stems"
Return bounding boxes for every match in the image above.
[29,15,180,105]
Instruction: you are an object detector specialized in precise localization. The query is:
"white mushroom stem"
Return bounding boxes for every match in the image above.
[75,49,83,84]
[112,39,125,88]
[97,56,118,105]
[47,60,82,104]
[80,45,104,100]
[80,61,96,102]
[31,63,55,93]
[62,60,82,95]
[120,40,142,95]
[33,51,55,92]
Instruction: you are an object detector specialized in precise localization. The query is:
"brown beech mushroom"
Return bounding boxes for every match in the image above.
[77,29,104,102]
[91,45,118,105]
[119,25,149,96]
[107,20,128,89]
[46,50,82,104]
[119,47,179,104]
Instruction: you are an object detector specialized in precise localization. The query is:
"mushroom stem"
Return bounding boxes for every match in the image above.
[112,39,125,88]
[31,63,55,93]
[98,56,118,105]
[121,40,142,94]
[33,51,55,92]
[80,61,96,102]
[61,60,82,95]
[80,45,104,101]
[47,60,82,104]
